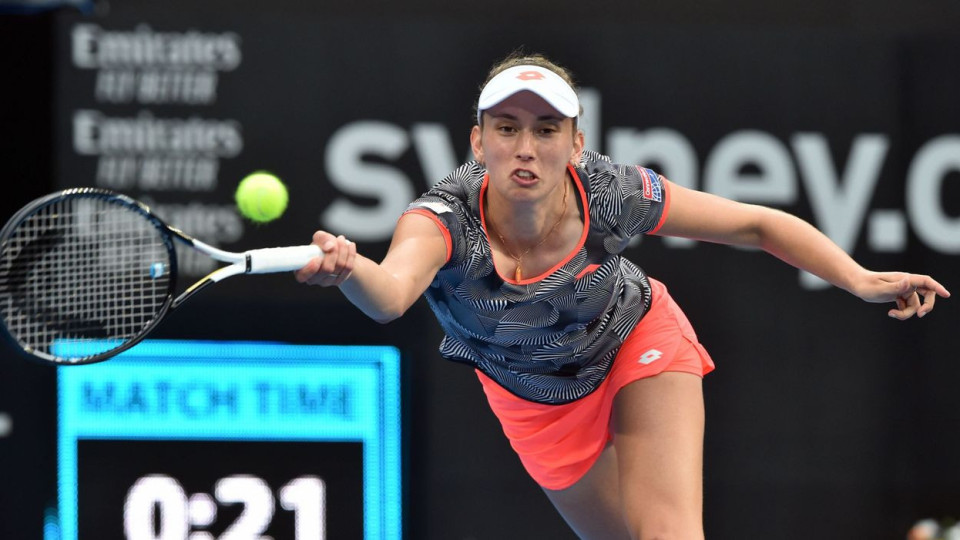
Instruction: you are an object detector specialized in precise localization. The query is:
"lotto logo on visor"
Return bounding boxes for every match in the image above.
[516,71,545,81]
[476,65,580,123]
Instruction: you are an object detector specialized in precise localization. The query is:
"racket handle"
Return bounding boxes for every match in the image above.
[246,245,323,273]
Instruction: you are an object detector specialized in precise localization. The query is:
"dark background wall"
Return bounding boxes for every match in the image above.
[2,1,960,539]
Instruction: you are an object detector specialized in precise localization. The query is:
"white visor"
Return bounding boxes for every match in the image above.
[476,65,579,124]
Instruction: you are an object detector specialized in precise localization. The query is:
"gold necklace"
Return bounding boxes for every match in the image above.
[493,179,568,281]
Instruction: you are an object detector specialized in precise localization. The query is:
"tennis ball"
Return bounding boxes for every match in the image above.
[235,172,289,223]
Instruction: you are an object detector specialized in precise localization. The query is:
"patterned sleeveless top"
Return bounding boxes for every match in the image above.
[405,151,670,405]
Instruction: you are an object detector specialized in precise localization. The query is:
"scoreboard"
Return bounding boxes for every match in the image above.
[52,340,402,540]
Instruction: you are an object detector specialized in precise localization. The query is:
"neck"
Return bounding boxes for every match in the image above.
[487,177,570,281]
[487,177,569,245]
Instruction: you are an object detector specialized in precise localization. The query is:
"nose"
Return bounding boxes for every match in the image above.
[515,129,536,160]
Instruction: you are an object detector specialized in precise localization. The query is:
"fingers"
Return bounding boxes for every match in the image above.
[326,235,356,285]
[912,274,951,299]
[886,274,950,320]
[917,288,939,317]
[293,255,323,283]
[888,292,921,320]
[294,232,356,286]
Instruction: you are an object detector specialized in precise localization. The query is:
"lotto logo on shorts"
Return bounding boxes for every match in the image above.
[638,349,663,365]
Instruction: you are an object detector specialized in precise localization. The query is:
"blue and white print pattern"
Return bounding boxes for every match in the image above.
[406,151,668,405]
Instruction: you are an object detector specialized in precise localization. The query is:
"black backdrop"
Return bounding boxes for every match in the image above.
[2,1,960,538]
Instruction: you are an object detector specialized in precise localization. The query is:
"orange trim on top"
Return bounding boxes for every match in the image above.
[649,176,672,235]
[402,208,453,263]
[575,263,602,280]
[479,173,491,236]
[482,166,591,285]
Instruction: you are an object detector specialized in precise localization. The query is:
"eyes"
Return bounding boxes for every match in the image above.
[494,122,562,137]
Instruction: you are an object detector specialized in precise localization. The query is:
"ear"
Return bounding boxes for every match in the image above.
[570,128,585,165]
[470,125,484,163]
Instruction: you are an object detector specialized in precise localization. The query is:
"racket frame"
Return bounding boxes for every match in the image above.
[0,188,321,365]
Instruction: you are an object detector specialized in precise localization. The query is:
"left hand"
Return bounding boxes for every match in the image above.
[854,271,951,320]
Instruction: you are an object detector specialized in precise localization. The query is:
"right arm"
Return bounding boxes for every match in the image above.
[655,180,950,318]
[294,213,448,323]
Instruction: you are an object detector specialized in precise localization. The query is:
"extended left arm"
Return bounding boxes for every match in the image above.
[655,181,951,319]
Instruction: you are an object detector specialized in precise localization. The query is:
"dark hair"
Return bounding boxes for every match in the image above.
[474,51,581,125]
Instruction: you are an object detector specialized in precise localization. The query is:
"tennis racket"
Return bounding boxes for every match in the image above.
[0,187,321,365]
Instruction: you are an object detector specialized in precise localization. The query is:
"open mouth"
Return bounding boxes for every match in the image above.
[513,169,538,184]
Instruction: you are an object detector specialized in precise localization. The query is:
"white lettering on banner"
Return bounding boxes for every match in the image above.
[73,110,241,195]
[907,135,960,253]
[100,69,219,105]
[71,24,242,71]
[705,130,798,205]
[95,69,219,105]
[96,155,220,191]
[73,110,243,157]
[73,23,238,108]
[411,123,463,187]
[317,89,956,290]
[66,23,248,280]
[323,121,416,240]
[792,133,889,288]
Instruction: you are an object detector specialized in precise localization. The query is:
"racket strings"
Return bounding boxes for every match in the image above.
[0,196,172,359]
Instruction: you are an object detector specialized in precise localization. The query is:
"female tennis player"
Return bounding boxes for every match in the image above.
[295,53,950,539]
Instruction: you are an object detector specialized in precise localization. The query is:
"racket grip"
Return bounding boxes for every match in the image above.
[246,245,323,273]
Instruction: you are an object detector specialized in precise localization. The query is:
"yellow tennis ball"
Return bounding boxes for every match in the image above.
[235,172,289,223]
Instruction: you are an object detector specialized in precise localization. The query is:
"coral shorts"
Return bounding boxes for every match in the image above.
[476,278,714,490]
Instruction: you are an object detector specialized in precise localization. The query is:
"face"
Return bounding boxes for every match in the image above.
[471,90,584,204]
